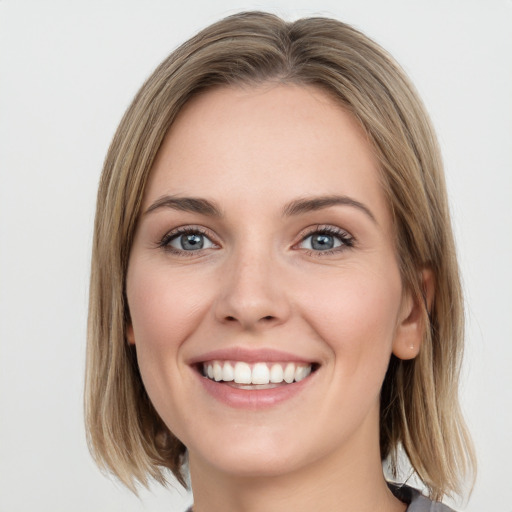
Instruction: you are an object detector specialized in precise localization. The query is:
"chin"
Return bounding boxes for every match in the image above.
[185,421,324,480]
[192,448,307,480]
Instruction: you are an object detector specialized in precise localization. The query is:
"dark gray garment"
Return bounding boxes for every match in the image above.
[184,486,456,511]
[390,484,457,511]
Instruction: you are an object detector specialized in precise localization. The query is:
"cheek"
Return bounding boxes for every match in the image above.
[127,262,210,349]
[296,265,402,378]
[126,267,217,453]
[125,262,215,415]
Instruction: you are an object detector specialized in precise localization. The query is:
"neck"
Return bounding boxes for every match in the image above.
[188,418,406,512]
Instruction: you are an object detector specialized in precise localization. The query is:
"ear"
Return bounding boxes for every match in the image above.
[392,268,434,360]
[126,323,136,345]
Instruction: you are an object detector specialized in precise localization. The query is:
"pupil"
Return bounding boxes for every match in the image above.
[312,234,334,250]
[181,234,203,250]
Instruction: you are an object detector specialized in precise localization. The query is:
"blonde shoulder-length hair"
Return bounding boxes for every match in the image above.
[85,11,475,500]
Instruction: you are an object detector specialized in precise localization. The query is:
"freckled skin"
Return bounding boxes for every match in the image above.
[126,84,419,512]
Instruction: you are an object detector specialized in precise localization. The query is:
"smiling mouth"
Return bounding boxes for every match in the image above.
[200,361,318,388]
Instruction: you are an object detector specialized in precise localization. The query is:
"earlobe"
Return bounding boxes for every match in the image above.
[126,324,136,345]
[392,268,434,360]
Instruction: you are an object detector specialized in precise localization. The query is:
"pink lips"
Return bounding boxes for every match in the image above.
[188,347,315,365]
[189,347,318,409]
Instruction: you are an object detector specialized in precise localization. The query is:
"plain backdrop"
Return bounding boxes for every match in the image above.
[1,1,511,511]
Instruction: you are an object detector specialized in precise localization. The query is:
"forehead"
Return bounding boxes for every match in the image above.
[144,83,388,221]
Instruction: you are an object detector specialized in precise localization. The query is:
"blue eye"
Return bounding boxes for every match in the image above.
[298,228,353,252]
[164,230,215,252]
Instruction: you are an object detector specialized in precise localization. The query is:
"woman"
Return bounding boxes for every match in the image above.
[85,11,475,511]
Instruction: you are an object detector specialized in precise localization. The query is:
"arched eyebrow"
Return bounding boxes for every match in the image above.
[144,194,376,224]
[144,196,223,217]
[282,195,377,224]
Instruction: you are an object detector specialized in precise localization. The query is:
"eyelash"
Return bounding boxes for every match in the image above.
[158,225,355,257]
[158,226,218,256]
[296,225,355,256]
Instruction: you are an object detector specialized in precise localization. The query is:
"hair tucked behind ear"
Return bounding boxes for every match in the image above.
[85,10,475,499]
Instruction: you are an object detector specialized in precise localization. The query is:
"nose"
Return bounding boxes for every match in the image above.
[213,247,291,331]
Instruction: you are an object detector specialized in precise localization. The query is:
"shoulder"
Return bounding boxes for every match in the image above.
[389,483,457,512]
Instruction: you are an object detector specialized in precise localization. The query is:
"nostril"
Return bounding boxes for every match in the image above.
[224,314,275,324]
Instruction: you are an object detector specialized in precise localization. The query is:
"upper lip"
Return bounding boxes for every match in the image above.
[188,347,317,365]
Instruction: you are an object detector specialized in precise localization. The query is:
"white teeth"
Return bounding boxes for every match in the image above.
[251,363,270,384]
[269,363,284,383]
[202,360,313,385]
[234,362,252,384]
[213,361,223,381]
[222,362,234,382]
[294,365,311,382]
[284,363,295,383]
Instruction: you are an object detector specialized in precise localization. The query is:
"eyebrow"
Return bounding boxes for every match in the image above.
[145,195,223,217]
[282,195,377,224]
[144,194,376,224]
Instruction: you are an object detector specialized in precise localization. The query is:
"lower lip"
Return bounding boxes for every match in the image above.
[196,371,316,409]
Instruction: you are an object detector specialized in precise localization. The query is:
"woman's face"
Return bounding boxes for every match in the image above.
[126,84,420,479]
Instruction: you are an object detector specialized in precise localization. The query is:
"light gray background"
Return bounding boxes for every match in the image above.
[1,1,511,510]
